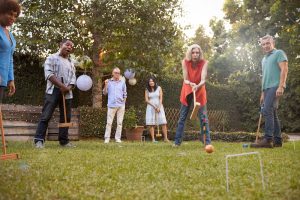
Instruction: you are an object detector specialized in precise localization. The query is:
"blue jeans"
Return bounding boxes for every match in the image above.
[34,87,72,145]
[263,86,281,143]
[174,93,211,145]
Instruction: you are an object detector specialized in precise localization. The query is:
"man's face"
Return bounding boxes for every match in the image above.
[0,11,18,27]
[112,69,121,80]
[60,40,74,56]
[191,48,200,62]
[261,38,275,53]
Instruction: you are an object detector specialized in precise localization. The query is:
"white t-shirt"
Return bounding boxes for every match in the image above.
[59,56,73,84]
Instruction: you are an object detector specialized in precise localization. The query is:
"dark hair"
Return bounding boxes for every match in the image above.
[146,77,158,92]
[0,0,21,17]
[60,38,73,46]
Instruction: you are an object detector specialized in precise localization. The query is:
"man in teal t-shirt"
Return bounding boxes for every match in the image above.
[251,35,288,148]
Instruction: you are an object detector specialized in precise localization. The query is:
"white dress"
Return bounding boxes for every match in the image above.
[145,86,167,125]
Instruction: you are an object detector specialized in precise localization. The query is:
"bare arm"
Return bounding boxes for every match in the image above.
[276,61,288,97]
[103,79,108,95]
[199,61,208,86]
[145,90,157,109]
[182,60,196,86]
[159,87,163,106]
[193,61,208,91]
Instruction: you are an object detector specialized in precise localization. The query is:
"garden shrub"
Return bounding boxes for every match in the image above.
[167,130,289,142]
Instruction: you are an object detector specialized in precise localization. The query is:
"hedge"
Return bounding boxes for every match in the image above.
[167,131,289,143]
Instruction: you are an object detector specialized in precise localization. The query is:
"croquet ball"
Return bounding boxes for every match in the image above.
[76,75,93,91]
[128,78,137,85]
[242,144,249,148]
[205,145,214,153]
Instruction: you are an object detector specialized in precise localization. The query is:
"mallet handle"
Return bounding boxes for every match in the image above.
[61,77,68,123]
[0,106,7,155]
[255,113,262,143]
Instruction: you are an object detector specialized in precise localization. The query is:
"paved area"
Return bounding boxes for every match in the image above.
[288,134,300,141]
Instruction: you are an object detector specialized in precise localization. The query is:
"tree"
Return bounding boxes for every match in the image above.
[189,25,212,59]
[222,0,300,131]
[14,0,182,108]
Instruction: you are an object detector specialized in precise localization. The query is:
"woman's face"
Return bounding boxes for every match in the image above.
[0,11,18,27]
[149,79,155,87]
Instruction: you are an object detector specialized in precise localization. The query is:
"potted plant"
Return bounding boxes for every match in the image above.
[123,106,144,141]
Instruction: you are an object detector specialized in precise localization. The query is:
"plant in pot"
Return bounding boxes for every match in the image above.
[123,106,144,141]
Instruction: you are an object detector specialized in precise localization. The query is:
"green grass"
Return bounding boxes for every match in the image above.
[0,140,300,200]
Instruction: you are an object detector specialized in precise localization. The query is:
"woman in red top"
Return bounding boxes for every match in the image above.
[174,44,211,146]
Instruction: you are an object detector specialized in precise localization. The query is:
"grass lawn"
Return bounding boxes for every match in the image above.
[0,140,299,200]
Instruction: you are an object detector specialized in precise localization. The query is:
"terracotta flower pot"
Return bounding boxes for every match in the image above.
[125,126,144,141]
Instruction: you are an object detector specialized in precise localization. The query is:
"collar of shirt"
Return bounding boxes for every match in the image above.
[109,78,122,82]
[266,49,276,57]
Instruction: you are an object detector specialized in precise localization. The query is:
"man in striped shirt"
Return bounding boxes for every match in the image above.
[34,39,76,148]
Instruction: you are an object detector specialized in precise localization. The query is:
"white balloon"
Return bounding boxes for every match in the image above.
[76,75,93,91]
[128,78,137,85]
[124,69,135,79]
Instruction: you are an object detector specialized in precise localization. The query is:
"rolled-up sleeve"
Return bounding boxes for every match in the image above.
[44,56,55,80]
[70,64,76,85]
[123,82,127,98]
[7,52,14,82]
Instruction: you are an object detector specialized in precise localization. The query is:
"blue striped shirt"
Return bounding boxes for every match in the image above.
[103,78,127,107]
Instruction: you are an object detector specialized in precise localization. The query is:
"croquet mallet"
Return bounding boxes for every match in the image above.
[0,105,19,160]
[155,111,162,137]
[255,105,264,143]
[58,77,73,128]
[190,90,201,120]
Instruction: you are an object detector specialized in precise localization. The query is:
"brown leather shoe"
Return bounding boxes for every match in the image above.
[273,143,282,147]
[250,138,273,148]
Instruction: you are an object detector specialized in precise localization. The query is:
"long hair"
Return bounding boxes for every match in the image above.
[146,77,158,92]
[185,44,204,61]
[0,0,21,16]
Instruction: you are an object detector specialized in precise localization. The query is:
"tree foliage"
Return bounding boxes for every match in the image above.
[221,0,300,131]
[14,0,183,107]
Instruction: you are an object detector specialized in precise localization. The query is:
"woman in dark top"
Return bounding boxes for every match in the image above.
[0,0,21,101]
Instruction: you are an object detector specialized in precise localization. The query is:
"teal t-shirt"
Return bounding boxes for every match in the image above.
[262,49,288,90]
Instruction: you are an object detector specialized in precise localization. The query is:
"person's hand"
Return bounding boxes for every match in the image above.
[7,81,15,96]
[276,86,284,97]
[104,79,109,85]
[155,107,160,113]
[67,85,73,91]
[192,85,199,91]
[60,85,70,94]
[259,93,264,105]
[189,82,196,87]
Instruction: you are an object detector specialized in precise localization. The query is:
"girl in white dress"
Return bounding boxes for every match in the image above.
[145,77,169,142]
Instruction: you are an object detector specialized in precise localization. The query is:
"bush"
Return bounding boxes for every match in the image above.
[122,106,138,129]
[79,106,107,138]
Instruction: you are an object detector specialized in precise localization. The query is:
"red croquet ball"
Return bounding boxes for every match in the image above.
[205,145,214,153]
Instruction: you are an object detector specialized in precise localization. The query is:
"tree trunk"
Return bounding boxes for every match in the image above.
[92,66,102,108]
[91,32,103,108]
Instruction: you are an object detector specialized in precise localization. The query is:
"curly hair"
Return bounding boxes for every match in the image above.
[0,0,21,17]
[185,44,204,61]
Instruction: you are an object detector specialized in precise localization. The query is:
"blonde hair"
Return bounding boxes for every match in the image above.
[185,44,203,61]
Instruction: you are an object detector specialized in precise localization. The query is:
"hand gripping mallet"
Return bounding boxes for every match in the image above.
[0,105,19,160]
[58,77,73,128]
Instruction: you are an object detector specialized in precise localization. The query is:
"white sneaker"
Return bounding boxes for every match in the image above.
[104,139,110,144]
[115,139,122,143]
